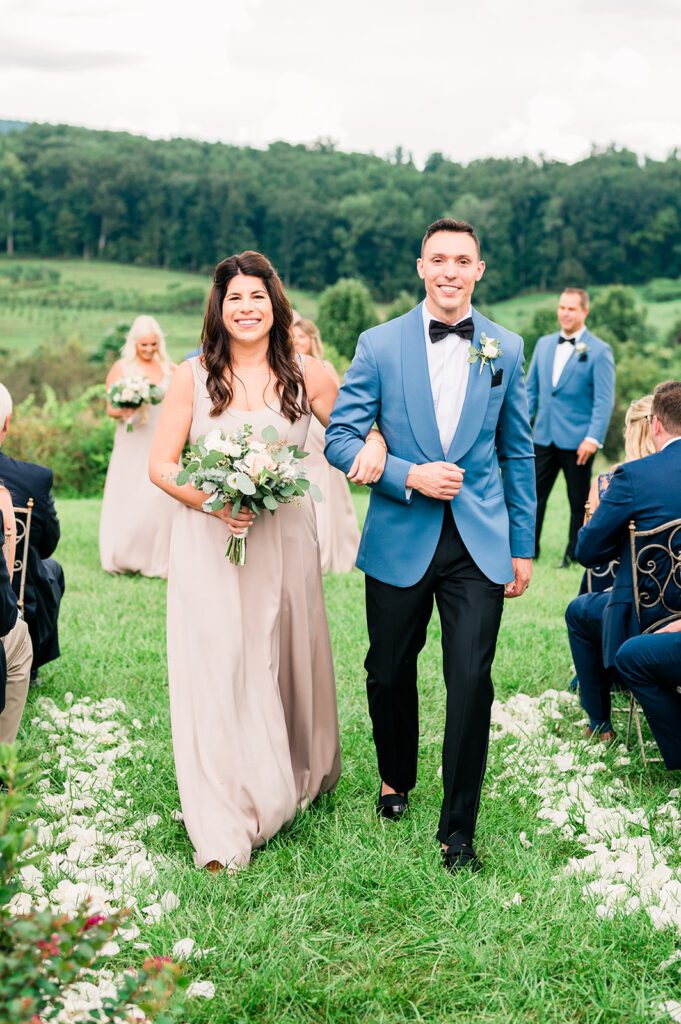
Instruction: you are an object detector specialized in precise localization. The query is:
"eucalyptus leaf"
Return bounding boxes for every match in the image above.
[298,478,310,491]
[175,470,189,485]
[261,425,279,443]
[235,472,256,494]
[263,494,278,511]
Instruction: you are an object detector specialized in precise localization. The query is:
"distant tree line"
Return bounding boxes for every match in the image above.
[0,123,680,302]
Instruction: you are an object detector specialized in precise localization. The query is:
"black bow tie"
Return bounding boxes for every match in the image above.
[558,335,575,345]
[429,316,475,344]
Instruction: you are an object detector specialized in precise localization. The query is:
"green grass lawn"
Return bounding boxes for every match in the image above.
[17,486,681,1023]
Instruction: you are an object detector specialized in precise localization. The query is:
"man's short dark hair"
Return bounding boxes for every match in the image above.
[561,287,590,309]
[652,380,681,435]
[421,218,480,258]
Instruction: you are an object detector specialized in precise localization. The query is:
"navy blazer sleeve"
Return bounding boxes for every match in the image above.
[575,465,633,567]
[34,468,60,559]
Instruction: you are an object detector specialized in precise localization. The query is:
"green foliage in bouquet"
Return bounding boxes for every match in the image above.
[177,423,321,563]
[0,744,185,1023]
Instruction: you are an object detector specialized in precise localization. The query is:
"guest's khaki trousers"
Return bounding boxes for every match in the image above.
[0,618,33,744]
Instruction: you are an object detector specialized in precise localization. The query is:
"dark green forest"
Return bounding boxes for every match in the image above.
[0,122,680,302]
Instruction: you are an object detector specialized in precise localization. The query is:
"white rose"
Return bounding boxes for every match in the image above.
[482,340,499,359]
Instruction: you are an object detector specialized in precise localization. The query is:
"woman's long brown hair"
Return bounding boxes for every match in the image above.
[201,251,306,421]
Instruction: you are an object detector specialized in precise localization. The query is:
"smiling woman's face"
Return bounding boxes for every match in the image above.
[135,333,159,361]
[222,274,274,344]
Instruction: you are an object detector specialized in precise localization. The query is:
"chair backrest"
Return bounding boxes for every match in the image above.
[586,559,620,594]
[629,517,681,634]
[11,499,33,616]
[583,501,620,594]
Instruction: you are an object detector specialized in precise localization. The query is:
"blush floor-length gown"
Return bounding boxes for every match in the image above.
[99,372,176,577]
[166,357,341,869]
[304,416,360,573]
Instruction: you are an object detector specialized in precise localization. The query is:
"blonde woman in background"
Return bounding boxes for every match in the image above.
[99,316,178,577]
[586,395,656,515]
[292,318,361,573]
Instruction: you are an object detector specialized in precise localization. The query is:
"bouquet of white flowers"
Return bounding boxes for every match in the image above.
[107,376,164,431]
[176,423,322,564]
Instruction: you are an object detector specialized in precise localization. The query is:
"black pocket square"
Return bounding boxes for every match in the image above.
[491,368,503,387]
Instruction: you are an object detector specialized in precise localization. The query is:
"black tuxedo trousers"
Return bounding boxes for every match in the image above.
[534,443,594,560]
[364,505,504,845]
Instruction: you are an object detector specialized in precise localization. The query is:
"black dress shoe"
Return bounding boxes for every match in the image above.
[376,789,408,821]
[441,842,482,873]
[558,554,574,569]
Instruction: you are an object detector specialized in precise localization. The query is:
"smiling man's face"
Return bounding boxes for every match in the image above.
[417,230,485,323]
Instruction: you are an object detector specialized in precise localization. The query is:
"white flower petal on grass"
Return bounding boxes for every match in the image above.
[172,937,196,960]
[659,951,681,971]
[662,1001,681,1023]
[187,980,216,1000]
[172,809,185,822]
[141,902,164,924]
[519,832,532,849]
[100,941,120,956]
[160,890,180,913]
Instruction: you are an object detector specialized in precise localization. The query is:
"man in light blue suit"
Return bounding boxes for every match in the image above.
[526,289,615,566]
[325,219,536,872]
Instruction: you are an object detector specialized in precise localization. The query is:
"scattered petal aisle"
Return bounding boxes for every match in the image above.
[7,695,213,1021]
[5,689,681,1020]
[490,689,681,1022]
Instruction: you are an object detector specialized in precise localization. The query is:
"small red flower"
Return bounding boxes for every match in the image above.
[37,934,60,957]
[143,955,173,971]
[83,913,107,931]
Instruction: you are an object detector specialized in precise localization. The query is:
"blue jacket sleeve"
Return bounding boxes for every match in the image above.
[325,332,413,504]
[495,340,537,558]
[587,344,616,445]
[525,343,539,422]
[575,466,632,566]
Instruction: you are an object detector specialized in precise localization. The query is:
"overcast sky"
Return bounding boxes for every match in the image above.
[2,0,680,165]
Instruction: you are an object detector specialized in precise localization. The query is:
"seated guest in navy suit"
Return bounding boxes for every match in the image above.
[0,384,64,681]
[526,288,615,567]
[565,380,681,740]
[0,506,33,742]
[615,621,681,769]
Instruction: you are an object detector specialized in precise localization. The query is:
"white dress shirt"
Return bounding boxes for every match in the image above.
[552,325,586,387]
[422,301,472,455]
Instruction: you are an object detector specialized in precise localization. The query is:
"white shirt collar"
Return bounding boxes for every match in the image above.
[560,325,587,342]
[661,436,681,451]
[422,300,473,334]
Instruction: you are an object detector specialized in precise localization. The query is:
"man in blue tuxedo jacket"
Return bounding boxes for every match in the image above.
[326,219,536,872]
[565,380,681,744]
[526,289,615,566]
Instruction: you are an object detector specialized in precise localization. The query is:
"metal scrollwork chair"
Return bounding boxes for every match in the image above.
[11,498,34,618]
[583,502,620,595]
[627,517,681,765]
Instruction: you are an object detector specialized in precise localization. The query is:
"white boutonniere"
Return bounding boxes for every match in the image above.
[575,340,589,361]
[468,333,503,375]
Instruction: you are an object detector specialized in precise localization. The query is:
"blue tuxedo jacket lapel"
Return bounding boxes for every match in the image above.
[447,309,491,463]
[401,305,444,462]
[553,333,579,392]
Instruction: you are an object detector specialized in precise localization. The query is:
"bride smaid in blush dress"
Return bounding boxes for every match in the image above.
[99,316,177,577]
[149,251,386,871]
[291,319,361,573]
